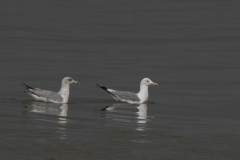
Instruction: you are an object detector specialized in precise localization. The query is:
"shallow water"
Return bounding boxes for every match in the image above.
[0,0,240,159]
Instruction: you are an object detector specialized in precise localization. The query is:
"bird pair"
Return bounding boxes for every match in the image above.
[21,77,158,104]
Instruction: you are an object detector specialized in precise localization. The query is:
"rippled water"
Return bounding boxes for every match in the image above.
[0,0,240,159]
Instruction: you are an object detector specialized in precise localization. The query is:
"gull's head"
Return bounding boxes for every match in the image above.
[141,78,158,86]
[62,77,80,85]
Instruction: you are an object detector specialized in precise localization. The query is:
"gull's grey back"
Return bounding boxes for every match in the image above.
[33,89,63,102]
[112,90,140,102]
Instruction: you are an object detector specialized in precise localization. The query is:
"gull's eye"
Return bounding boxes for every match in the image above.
[147,80,149,82]
[68,79,72,81]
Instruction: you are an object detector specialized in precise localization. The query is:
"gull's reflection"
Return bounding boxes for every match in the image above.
[24,101,68,116]
[100,103,148,131]
[23,101,68,140]
[23,101,68,125]
[136,104,147,131]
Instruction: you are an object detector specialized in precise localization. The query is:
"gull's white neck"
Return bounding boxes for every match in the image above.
[58,82,70,103]
[137,84,149,103]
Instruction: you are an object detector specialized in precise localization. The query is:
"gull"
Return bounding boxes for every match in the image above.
[21,77,80,103]
[97,78,158,104]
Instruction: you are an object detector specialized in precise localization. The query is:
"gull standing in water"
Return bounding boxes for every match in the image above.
[21,77,80,103]
[97,78,158,104]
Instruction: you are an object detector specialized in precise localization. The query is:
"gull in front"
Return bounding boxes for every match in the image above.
[97,78,158,104]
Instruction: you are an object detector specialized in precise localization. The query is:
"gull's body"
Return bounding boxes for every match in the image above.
[21,77,79,104]
[97,78,158,104]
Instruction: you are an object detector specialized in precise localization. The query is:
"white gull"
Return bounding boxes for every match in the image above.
[97,78,158,104]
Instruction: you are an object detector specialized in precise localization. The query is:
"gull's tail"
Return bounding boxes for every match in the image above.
[20,83,39,97]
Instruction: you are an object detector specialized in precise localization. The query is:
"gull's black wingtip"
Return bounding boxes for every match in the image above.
[96,84,118,99]
[96,84,107,90]
[21,83,34,89]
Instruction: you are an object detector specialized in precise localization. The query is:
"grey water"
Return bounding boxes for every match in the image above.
[0,0,240,159]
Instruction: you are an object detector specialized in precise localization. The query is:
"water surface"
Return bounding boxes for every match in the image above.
[0,0,240,159]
